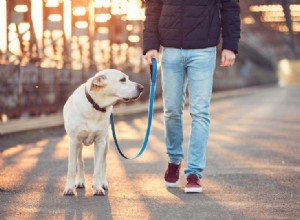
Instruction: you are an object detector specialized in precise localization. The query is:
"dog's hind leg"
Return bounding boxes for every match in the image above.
[92,137,107,196]
[64,139,81,196]
[76,145,85,189]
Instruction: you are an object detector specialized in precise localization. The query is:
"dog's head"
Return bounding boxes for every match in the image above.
[88,69,144,107]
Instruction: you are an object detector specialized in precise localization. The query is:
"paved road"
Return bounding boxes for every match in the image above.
[0,86,300,220]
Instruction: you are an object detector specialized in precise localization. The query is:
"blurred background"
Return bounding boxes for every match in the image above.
[0,0,299,121]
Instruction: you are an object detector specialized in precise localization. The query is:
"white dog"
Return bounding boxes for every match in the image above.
[63,69,143,196]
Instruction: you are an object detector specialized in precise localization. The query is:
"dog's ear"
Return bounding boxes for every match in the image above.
[91,75,107,90]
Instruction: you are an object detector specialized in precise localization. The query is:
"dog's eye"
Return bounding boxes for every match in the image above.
[120,77,126,82]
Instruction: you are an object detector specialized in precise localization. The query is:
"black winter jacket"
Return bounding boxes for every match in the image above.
[143,0,241,54]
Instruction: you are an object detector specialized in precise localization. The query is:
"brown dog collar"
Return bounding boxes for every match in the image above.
[85,87,106,112]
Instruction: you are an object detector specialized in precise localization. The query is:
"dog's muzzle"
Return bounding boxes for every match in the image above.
[123,84,144,102]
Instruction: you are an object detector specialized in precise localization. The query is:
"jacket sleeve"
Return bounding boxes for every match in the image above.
[142,0,163,55]
[220,0,241,53]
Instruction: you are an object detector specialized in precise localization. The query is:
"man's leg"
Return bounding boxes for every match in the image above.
[161,47,188,187]
[184,47,216,181]
[161,47,187,164]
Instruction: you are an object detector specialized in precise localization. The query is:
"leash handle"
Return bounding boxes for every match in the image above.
[110,58,157,160]
[150,58,157,83]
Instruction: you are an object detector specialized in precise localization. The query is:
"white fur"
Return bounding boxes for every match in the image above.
[63,69,143,196]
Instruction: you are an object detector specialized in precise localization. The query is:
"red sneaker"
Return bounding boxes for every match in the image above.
[164,162,180,187]
[184,174,202,193]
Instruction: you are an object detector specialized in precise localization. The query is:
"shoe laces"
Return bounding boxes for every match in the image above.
[187,174,199,184]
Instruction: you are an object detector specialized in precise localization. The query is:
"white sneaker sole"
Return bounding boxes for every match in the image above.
[165,179,180,187]
[184,187,203,193]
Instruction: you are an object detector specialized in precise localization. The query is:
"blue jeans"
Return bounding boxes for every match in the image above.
[161,47,216,179]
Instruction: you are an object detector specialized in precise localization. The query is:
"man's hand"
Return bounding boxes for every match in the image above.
[220,49,236,67]
[144,49,159,65]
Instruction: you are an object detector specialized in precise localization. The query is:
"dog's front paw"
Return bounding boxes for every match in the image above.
[64,181,76,196]
[101,180,108,190]
[63,188,75,196]
[76,183,85,189]
[76,179,85,189]
[93,185,105,196]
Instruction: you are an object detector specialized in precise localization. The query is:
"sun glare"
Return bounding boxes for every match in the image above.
[48,14,62,22]
[14,5,28,13]
[73,6,86,16]
[95,14,111,23]
[93,0,111,8]
[45,0,59,8]
[128,35,140,43]
[0,0,7,53]
[75,21,88,29]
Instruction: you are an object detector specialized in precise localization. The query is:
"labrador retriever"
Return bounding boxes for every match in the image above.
[63,69,143,196]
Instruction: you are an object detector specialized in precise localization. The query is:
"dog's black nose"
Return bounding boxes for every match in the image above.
[138,84,144,92]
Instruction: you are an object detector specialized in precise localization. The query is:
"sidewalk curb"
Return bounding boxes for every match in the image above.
[0,85,275,136]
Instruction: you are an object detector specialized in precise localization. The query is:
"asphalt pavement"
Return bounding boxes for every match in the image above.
[0,86,300,220]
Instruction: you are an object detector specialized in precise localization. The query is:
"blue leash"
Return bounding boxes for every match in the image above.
[110,58,158,160]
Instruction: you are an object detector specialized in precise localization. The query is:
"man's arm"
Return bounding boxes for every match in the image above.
[220,0,241,54]
[142,0,163,55]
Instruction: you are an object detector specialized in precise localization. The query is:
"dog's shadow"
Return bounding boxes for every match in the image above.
[64,188,112,220]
